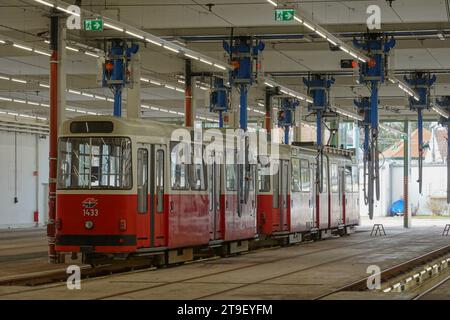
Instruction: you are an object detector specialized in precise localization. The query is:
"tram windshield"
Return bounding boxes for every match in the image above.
[58,137,132,190]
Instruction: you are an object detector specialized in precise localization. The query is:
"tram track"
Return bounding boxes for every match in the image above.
[0,229,437,299]
[314,243,450,300]
[412,274,450,300]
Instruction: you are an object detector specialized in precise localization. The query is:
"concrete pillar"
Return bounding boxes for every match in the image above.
[404,121,412,228]
[127,52,141,119]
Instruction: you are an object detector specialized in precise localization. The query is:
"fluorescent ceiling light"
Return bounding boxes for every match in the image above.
[303,22,315,32]
[265,82,274,88]
[56,6,80,17]
[34,0,54,8]
[163,45,180,54]
[150,80,161,86]
[65,46,79,52]
[184,53,199,60]
[0,76,9,81]
[294,16,303,23]
[214,64,227,70]
[0,97,12,101]
[68,89,81,95]
[104,22,124,32]
[315,30,327,39]
[145,38,163,46]
[34,50,51,57]
[140,77,150,82]
[126,30,144,40]
[11,78,27,84]
[267,0,277,6]
[13,99,26,104]
[339,46,349,53]
[327,38,337,46]
[85,51,99,58]
[13,43,33,52]
[199,58,213,65]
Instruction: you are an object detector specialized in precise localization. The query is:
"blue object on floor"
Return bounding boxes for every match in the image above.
[390,199,405,216]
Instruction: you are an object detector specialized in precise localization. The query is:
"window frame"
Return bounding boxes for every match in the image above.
[57,136,133,190]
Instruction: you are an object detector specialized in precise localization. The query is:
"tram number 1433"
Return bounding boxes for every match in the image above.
[83,209,99,217]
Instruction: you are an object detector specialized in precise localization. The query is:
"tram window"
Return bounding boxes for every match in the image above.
[57,137,132,190]
[137,149,148,213]
[321,159,328,193]
[291,158,301,192]
[300,160,310,192]
[190,163,206,191]
[226,164,237,191]
[331,163,339,193]
[190,145,206,191]
[156,150,164,213]
[170,142,189,190]
[258,163,270,192]
[345,166,353,193]
[352,166,359,193]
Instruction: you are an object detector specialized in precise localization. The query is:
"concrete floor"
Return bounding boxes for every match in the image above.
[0,224,450,300]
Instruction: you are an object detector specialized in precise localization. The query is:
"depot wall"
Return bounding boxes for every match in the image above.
[360,161,448,217]
[0,131,49,229]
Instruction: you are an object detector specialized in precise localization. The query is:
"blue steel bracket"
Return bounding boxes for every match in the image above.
[209,77,229,113]
[278,97,299,128]
[223,36,264,131]
[404,73,436,111]
[278,97,299,145]
[404,72,436,194]
[353,34,395,84]
[223,36,264,87]
[102,40,139,117]
[302,76,335,113]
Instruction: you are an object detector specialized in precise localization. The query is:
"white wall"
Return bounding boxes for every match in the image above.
[0,131,49,228]
[360,161,448,217]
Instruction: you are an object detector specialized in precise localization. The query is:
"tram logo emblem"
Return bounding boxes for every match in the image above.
[82,198,98,209]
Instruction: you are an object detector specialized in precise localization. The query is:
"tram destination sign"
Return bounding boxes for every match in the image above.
[274,8,295,21]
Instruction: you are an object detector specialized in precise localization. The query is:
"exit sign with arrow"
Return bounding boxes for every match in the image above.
[274,8,295,21]
[84,18,103,31]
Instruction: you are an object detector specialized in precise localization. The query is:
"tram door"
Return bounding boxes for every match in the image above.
[136,144,166,248]
[279,160,289,232]
[207,150,222,241]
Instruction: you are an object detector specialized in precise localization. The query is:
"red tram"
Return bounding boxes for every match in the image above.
[55,116,359,264]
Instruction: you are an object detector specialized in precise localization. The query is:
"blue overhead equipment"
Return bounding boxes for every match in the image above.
[209,77,229,128]
[404,72,436,194]
[102,39,139,117]
[354,97,371,207]
[436,96,450,203]
[223,36,264,131]
[278,97,299,144]
[303,74,335,193]
[353,33,395,219]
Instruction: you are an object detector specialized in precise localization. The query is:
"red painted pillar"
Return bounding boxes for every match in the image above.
[184,59,192,127]
[47,14,59,263]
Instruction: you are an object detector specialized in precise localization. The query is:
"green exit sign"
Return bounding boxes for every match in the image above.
[84,18,103,31]
[274,8,295,21]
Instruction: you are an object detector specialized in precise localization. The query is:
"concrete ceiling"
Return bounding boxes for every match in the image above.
[0,0,450,123]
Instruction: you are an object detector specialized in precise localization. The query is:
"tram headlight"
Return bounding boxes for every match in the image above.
[85,220,94,230]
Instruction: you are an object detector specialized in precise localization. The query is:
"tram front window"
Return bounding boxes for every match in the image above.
[58,137,132,189]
